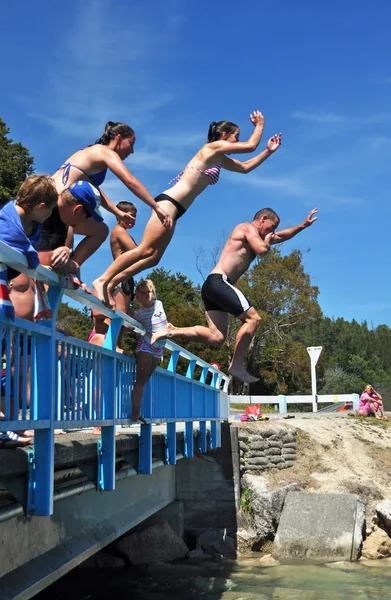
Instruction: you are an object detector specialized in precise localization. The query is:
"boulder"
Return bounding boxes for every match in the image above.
[274,492,365,562]
[376,500,391,535]
[244,475,301,542]
[116,521,189,565]
[80,551,127,569]
[259,553,279,565]
[361,528,391,559]
[197,529,236,558]
[236,528,258,554]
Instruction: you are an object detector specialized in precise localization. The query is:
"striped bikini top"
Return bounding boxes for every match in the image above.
[170,163,221,186]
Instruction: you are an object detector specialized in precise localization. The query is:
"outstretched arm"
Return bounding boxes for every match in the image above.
[221,134,282,174]
[95,147,173,229]
[208,111,265,156]
[99,189,135,228]
[272,208,318,244]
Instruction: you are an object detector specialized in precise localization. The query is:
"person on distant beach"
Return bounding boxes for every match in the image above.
[151,207,318,383]
[358,385,388,419]
[93,111,282,309]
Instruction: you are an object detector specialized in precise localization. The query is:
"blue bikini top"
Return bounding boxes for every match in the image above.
[60,162,107,187]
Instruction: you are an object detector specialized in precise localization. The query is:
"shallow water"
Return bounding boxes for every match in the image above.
[36,556,391,600]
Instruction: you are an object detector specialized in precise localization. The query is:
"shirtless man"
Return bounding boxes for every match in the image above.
[151,207,318,383]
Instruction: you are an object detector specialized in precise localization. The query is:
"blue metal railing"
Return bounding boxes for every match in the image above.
[0,241,229,515]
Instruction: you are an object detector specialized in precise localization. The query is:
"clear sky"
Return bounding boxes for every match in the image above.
[2,0,391,327]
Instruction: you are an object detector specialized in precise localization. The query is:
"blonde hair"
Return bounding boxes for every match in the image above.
[16,175,58,210]
[135,279,156,300]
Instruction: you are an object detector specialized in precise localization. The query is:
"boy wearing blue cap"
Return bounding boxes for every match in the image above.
[37,180,105,277]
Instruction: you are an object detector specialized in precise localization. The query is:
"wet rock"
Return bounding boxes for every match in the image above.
[259,553,279,565]
[116,521,189,565]
[80,551,127,569]
[361,527,391,559]
[197,529,236,558]
[187,548,212,561]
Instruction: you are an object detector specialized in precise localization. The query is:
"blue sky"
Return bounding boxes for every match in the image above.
[2,0,391,327]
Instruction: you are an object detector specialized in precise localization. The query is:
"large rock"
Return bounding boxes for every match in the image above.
[361,528,391,559]
[116,521,189,565]
[274,492,365,563]
[236,528,258,554]
[197,529,236,558]
[243,474,301,542]
[376,500,391,535]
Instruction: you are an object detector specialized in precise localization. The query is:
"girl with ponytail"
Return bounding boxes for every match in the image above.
[52,121,172,231]
[93,111,282,309]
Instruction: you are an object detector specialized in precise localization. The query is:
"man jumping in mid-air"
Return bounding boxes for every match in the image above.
[151,207,318,383]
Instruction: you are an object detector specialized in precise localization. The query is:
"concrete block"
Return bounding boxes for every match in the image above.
[278,461,294,469]
[283,442,297,450]
[134,501,185,538]
[282,434,296,443]
[274,492,365,563]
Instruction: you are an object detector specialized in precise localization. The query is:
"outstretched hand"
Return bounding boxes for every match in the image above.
[303,208,318,227]
[267,133,282,153]
[117,210,135,228]
[250,110,265,127]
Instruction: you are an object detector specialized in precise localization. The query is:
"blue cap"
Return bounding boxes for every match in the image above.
[67,181,104,222]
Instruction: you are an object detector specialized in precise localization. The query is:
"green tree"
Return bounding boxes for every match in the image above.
[0,117,35,204]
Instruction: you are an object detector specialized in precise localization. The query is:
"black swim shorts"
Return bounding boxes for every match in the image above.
[201,274,252,317]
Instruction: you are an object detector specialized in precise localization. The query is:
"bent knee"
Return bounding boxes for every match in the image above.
[247,312,262,327]
[210,332,225,348]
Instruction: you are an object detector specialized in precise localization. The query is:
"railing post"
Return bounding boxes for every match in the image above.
[32,286,63,516]
[139,423,153,474]
[278,394,287,414]
[185,422,194,457]
[210,370,221,449]
[165,422,177,465]
[352,393,359,412]
[99,317,123,490]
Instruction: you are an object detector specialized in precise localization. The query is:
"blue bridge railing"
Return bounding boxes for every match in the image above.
[0,241,229,516]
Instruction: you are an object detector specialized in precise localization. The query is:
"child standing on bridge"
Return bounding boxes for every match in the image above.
[129,279,168,423]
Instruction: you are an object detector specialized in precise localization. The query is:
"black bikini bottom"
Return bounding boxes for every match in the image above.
[155,193,186,220]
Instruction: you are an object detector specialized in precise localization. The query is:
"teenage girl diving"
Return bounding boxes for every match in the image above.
[93,111,282,309]
[51,121,173,266]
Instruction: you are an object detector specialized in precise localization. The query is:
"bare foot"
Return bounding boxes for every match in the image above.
[92,426,120,436]
[151,323,175,345]
[92,277,107,304]
[132,416,147,425]
[17,429,34,437]
[54,429,67,435]
[228,365,260,383]
[106,283,116,311]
